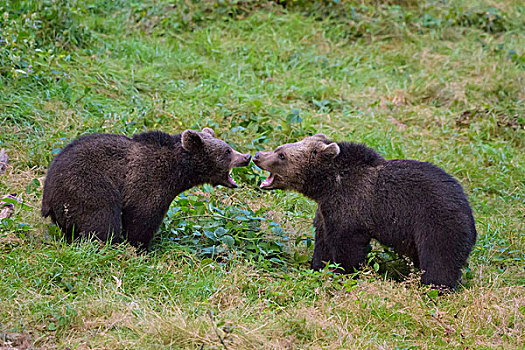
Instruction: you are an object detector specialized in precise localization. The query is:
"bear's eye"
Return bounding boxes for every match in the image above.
[278,153,285,160]
[226,149,231,155]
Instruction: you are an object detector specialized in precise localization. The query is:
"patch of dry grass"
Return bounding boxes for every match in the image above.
[2,260,521,349]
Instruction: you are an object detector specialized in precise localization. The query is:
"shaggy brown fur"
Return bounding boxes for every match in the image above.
[41,128,251,248]
[254,134,476,289]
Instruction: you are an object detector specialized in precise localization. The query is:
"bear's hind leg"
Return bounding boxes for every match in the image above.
[122,206,164,250]
[419,259,461,290]
[417,235,467,290]
[75,205,123,243]
[49,194,122,243]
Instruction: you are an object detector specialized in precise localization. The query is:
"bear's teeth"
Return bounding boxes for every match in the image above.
[260,174,274,188]
[228,174,237,186]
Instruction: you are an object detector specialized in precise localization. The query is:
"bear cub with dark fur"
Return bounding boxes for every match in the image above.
[42,128,251,249]
[254,134,476,289]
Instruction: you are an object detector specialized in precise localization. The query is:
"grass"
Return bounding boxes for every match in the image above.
[1,0,524,348]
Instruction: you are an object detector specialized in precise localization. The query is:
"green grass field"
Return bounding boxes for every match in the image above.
[1,0,524,348]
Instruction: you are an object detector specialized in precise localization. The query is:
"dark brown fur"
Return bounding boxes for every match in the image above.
[254,134,476,289]
[41,128,251,248]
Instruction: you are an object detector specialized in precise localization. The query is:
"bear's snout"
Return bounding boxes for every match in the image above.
[239,153,251,166]
[253,151,270,167]
[232,152,252,167]
[254,151,269,162]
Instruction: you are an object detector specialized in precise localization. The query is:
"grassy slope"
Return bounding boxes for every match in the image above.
[1,0,524,348]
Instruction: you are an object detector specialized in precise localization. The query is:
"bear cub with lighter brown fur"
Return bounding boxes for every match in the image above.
[42,128,251,249]
[254,134,476,289]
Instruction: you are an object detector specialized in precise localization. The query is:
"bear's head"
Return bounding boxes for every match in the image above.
[182,127,251,188]
[253,133,340,192]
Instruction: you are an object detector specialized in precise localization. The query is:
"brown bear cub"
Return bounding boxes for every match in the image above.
[253,134,476,289]
[42,128,251,249]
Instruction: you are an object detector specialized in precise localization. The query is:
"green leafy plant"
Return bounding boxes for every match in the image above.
[160,186,289,266]
[0,195,33,239]
[0,9,40,79]
[454,7,511,33]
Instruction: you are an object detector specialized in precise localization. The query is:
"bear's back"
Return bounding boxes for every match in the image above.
[48,133,133,180]
[46,131,181,194]
[374,159,471,215]
[132,130,181,148]
[379,159,465,199]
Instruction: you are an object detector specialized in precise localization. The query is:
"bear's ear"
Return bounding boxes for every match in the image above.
[322,142,340,158]
[182,129,203,152]
[202,127,216,138]
[311,133,327,141]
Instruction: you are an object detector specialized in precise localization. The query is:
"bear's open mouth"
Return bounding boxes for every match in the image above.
[228,171,238,187]
[260,173,274,188]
